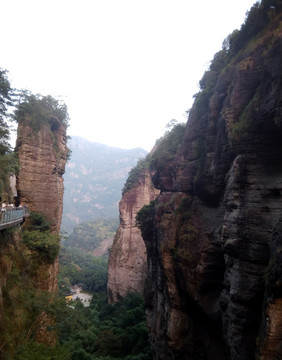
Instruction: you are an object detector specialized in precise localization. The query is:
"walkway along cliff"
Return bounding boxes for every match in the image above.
[108,3,282,360]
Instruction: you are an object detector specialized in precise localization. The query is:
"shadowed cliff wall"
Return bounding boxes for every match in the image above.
[137,6,282,360]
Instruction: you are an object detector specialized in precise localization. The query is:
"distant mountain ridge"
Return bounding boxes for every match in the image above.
[62,136,147,233]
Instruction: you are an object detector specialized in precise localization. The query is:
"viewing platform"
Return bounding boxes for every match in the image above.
[0,207,30,231]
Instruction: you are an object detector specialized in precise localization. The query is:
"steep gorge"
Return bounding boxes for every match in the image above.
[109,4,282,360]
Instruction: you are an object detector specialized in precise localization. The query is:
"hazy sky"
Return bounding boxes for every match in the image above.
[1,0,257,151]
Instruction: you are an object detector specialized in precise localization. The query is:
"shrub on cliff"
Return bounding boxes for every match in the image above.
[136,200,156,242]
[149,122,185,173]
[122,157,149,194]
[192,48,227,123]
[22,212,59,264]
[22,230,60,263]
[26,211,52,232]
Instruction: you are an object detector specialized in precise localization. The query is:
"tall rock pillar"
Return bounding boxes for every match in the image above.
[108,169,159,304]
[16,119,67,234]
[15,103,68,293]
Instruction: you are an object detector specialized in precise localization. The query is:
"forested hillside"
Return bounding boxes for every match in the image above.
[62,136,147,233]
[63,218,119,255]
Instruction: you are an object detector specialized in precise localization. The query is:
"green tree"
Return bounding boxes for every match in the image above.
[0,68,13,155]
[0,69,19,203]
[95,329,122,357]
[26,211,52,232]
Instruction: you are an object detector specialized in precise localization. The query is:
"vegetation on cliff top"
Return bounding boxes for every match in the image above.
[194,0,281,113]
[13,92,71,166]
[122,157,149,194]
[185,0,282,185]
[149,121,186,173]
[0,70,71,202]
[122,120,186,195]
[223,0,281,57]
[13,92,69,130]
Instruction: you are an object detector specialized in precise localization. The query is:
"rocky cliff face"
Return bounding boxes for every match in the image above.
[137,8,282,360]
[16,120,67,234]
[108,169,160,303]
[0,99,68,353]
[15,117,68,294]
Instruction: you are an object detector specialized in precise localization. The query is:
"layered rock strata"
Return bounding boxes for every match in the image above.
[108,169,160,303]
[107,7,282,359]
[0,110,68,351]
[15,117,67,297]
[140,11,282,360]
[16,120,67,235]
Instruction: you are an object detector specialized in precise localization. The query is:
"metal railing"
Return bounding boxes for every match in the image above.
[0,207,30,230]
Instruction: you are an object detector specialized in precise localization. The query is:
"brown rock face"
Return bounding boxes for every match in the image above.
[107,170,160,304]
[16,121,67,234]
[0,112,68,352]
[142,12,282,360]
[16,118,68,294]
